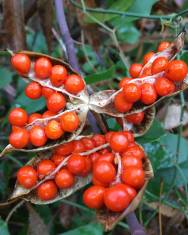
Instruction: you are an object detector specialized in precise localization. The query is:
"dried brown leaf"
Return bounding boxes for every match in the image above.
[96,157,154,231]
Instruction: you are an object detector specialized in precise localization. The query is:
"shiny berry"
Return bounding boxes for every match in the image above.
[104,184,131,212]
[143,51,155,64]
[122,145,145,160]
[165,60,188,82]
[28,113,42,124]
[129,63,143,78]
[9,108,28,126]
[109,132,128,152]
[55,168,74,189]
[114,92,133,113]
[37,159,56,179]
[122,155,142,169]
[93,161,116,184]
[81,137,96,150]
[64,74,85,94]
[122,131,134,143]
[60,111,80,132]
[96,152,114,164]
[155,77,175,96]
[37,180,58,201]
[50,65,68,87]
[81,157,92,176]
[17,166,37,189]
[55,141,74,156]
[42,87,54,99]
[92,134,106,147]
[123,83,141,103]
[9,128,29,148]
[11,53,31,74]
[123,184,137,201]
[119,77,132,88]
[29,126,47,147]
[140,83,157,105]
[51,154,65,166]
[67,154,86,175]
[34,57,52,79]
[151,57,168,74]
[125,112,145,125]
[45,120,63,140]
[121,167,145,189]
[157,41,170,52]
[42,110,56,118]
[83,185,105,209]
[47,92,66,113]
[73,140,85,153]
[25,82,42,99]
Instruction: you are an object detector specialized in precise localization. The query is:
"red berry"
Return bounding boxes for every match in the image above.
[151,57,168,74]
[157,41,171,52]
[47,92,66,113]
[73,140,85,153]
[42,87,54,99]
[51,154,65,166]
[81,157,92,176]
[123,184,137,201]
[143,51,155,64]
[122,131,134,143]
[55,168,74,189]
[28,113,42,124]
[25,82,42,99]
[42,110,56,118]
[55,141,74,156]
[37,159,56,179]
[9,108,28,126]
[50,65,68,87]
[109,132,128,152]
[37,180,58,201]
[122,83,141,103]
[67,154,86,175]
[34,57,52,79]
[121,167,145,189]
[17,166,37,189]
[92,176,109,187]
[11,53,31,74]
[155,77,175,96]
[93,161,116,184]
[60,111,80,132]
[114,92,133,113]
[129,63,143,78]
[105,131,114,142]
[122,145,145,160]
[83,185,105,209]
[45,120,64,140]
[104,184,131,212]
[165,60,188,82]
[96,152,114,164]
[140,83,157,105]
[90,152,101,164]
[125,112,145,125]
[92,134,106,147]
[119,77,132,88]
[29,126,47,147]
[81,137,96,150]
[9,128,29,148]
[122,155,142,169]
[64,74,85,94]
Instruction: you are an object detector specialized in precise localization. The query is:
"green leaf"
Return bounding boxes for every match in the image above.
[137,120,165,144]
[0,219,9,235]
[85,0,134,23]
[61,223,103,235]
[0,68,13,88]
[85,65,116,84]
[14,92,46,113]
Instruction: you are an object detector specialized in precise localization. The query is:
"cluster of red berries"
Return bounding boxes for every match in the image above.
[16,131,145,212]
[114,41,188,113]
[8,108,80,148]
[11,53,85,94]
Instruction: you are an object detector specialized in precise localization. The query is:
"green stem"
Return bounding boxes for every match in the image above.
[70,0,188,21]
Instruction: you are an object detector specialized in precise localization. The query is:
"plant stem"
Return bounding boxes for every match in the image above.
[70,0,188,21]
[54,1,148,234]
